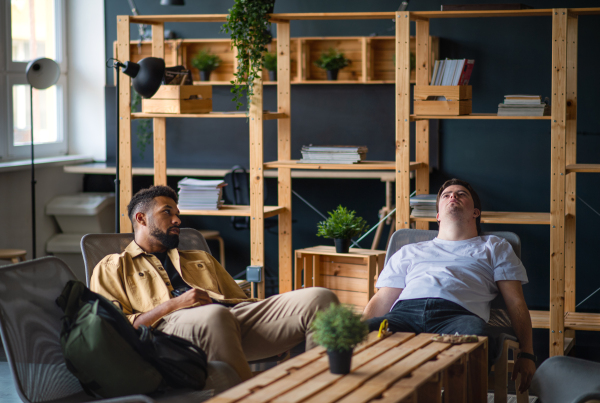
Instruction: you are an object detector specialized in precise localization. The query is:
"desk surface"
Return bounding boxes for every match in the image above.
[63,163,397,181]
[207,331,488,403]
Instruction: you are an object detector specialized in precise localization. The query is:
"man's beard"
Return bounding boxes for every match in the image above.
[149,223,180,249]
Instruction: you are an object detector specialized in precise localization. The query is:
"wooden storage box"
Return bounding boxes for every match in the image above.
[414,85,472,115]
[142,85,212,114]
[294,246,386,312]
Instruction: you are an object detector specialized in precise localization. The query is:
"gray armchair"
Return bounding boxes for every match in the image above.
[0,257,239,403]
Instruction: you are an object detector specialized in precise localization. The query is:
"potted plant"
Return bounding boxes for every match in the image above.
[313,48,351,81]
[191,49,221,81]
[317,205,369,253]
[311,303,368,374]
[222,0,275,110]
[263,52,277,81]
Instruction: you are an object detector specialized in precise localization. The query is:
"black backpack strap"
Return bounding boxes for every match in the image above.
[55,281,87,324]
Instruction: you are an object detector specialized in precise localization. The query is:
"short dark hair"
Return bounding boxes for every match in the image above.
[436,179,482,235]
[127,185,178,226]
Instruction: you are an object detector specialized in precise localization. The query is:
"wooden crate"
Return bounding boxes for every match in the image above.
[294,246,386,312]
[142,85,212,114]
[414,85,472,115]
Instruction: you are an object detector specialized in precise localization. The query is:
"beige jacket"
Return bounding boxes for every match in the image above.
[90,241,256,325]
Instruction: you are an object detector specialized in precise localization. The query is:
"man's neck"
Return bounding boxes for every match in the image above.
[134,236,168,254]
[437,221,478,241]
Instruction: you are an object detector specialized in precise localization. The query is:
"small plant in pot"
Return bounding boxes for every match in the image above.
[313,48,350,81]
[311,303,368,374]
[191,49,221,81]
[263,52,277,81]
[317,205,369,253]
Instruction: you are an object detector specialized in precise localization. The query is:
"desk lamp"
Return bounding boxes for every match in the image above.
[25,58,60,258]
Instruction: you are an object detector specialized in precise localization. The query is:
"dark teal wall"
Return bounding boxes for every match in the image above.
[103,1,600,315]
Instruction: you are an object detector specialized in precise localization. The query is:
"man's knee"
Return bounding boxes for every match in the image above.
[302,287,339,312]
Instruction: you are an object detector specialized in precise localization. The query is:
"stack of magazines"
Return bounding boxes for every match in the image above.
[177,177,226,210]
[410,194,437,217]
[299,145,368,164]
[497,95,550,116]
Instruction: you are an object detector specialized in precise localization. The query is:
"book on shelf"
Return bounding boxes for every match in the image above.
[299,145,368,164]
[410,194,438,218]
[430,59,474,87]
[497,95,550,116]
[177,177,226,210]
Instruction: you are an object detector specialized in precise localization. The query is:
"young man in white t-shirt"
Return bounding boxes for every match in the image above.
[363,179,536,393]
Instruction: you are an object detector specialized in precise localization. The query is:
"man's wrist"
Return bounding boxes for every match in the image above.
[517,352,537,364]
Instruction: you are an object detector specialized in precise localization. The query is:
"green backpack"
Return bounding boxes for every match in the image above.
[56,280,208,398]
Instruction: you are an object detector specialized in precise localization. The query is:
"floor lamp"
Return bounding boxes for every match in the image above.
[25,58,60,259]
[107,57,165,232]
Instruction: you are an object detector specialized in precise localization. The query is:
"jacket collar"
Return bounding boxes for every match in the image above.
[124,240,181,269]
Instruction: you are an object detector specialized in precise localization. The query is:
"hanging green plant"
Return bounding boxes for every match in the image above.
[131,89,153,159]
[263,51,277,72]
[221,0,275,111]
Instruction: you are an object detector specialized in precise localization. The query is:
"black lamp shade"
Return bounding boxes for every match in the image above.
[161,0,185,5]
[121,57,165,98]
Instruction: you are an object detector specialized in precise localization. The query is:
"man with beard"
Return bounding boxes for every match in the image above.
[362,179,536,393]
[90,186,338,381]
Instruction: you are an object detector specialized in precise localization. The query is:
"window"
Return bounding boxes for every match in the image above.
[1,0,67,161]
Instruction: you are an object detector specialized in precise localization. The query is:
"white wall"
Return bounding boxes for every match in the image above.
[67,0,106,161]
[0,166,83,260]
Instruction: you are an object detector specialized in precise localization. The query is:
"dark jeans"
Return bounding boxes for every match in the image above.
[367,298,500,368]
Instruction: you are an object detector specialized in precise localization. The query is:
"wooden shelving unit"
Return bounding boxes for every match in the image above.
[116,9,600,355]
[399,7,600,357]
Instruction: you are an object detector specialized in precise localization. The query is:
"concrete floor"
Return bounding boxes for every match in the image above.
[0,346,21,403]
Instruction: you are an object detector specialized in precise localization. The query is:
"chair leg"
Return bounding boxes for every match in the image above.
[494,342,509,403]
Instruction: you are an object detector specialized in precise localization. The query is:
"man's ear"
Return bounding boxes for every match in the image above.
[473,208,481,218]
[135,211,147,227]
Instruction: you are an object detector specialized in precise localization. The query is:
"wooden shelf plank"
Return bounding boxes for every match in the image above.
[411,211,550,225]
[180,205,285,218]
[410,9,554,19]
[193,80,403,85]
[566,164,600,173]
[131,111,287,120]
[530,310,550,329]
[411,113,552,121]
[564,312,600,331]
[263,160,422,171]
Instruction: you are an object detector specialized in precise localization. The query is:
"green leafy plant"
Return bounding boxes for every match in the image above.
[131,89,152,159]
[191,49,222,72]
[317,205,369,240]
[311,303,369,352]
[263,51,277,72]
[221,0,275,110]
[313,48,350,71]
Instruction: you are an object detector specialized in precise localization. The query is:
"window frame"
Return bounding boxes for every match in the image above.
[2,0,68,161]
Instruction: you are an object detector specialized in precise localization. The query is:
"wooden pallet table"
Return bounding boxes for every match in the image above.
[207,331,488,403]
[294,246,386,312]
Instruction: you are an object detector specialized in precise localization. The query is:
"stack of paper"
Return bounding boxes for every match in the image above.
[410,194,437,217]
[177,177,226,210]
[497,95,550,116]
[299,145,368,164]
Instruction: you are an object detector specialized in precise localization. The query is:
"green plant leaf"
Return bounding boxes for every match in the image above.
[191,49,222,72]
[313,48,351,71]
[316,205,369,239]
[310,303,369,352]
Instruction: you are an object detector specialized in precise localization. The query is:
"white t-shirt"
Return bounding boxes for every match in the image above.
[376,235,528,322]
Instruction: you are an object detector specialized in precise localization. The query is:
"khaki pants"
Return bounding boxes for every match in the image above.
[156,287,338,381]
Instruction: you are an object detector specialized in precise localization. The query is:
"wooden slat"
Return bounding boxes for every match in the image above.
[151,23,164,59]
[179,205,284,218]
[263,160,421,170]
[367,255,376,300]
[466,338,488,403]
[549,8,568,357]
[396,12,411,230]
[277,22,293,294]
[304,255,314,288]
[320,260,369,279]
[530,310,550,329]
[117,16,133,233]
[294,254,302,291]
[250,72,265,298]
[564,312,600,331]
[411,113,552,120]
[153,118,167,186]
[411,211,550,225]
[409,9,555,19]
[443,356,467,403]
[329,289,369,307]
[566,164,600,173]
[320,274,368,292]
[414,20,431,229]
[564,13,578,338]
[131,111,287,119]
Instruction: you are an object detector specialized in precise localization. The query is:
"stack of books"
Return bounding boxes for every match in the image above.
[497,95,550,116]
[177,177,226,210]
[410,194,437,218]
[299,145,368,164]
[431,59,475,86]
